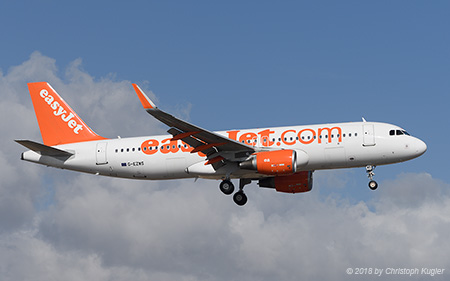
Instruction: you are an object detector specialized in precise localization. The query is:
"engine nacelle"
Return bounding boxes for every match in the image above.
[239,150,297,175]
[259,171,313,193]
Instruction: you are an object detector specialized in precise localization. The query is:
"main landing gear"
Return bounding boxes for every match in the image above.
[219,179,234,195]
[366,165,378,190]
[219,178,250,206]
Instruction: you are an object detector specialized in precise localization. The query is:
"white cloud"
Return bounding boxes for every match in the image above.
[374,172,450,209]
[0,53,448,281]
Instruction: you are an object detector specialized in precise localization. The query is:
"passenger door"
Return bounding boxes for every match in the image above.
[96,142,108,165]
[363,124,376,146]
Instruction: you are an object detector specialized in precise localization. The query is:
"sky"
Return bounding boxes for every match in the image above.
[1,1,449,280]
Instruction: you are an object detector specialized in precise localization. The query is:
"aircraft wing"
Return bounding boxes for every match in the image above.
[132,84,255,165]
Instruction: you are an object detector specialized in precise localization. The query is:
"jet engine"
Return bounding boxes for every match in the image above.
[239,150,297,175]
[258,171,313,193]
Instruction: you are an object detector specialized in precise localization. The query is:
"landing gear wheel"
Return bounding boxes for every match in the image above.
[233,191,248,206]
[365,165,378,190]
[219,180,234,195]
[368,180,378,190]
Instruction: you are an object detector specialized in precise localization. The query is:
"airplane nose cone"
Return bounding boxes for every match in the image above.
[414,138,427,157]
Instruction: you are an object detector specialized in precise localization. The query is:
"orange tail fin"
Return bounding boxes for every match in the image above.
[28,82,106,146]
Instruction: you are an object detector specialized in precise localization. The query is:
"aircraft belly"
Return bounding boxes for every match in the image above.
[300,145,348,170]
[323,146,347,168]
[117,153,200,180]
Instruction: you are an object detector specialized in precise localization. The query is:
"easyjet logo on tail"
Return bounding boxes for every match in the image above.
[39,89,83,134]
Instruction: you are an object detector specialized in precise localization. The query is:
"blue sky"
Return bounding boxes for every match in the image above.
[1,1,449,280]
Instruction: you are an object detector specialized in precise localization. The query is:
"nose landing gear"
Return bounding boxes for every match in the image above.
[368,180,378,190]
[366,165,378,190]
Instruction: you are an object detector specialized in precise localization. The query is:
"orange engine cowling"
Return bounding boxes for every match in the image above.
[258,171,313,193]
[239,150,297,175]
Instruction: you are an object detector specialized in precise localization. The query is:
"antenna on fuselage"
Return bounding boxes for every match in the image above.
[362,117,367,122]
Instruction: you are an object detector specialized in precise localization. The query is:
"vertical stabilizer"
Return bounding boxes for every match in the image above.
[27,82,106,146]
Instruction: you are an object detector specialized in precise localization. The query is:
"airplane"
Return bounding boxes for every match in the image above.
[16,82,427,206]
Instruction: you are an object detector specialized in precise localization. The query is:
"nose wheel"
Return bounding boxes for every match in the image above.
[368,180,378,190]
[366,165,378,190]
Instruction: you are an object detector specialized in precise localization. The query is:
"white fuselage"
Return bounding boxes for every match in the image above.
[21,121,427,180]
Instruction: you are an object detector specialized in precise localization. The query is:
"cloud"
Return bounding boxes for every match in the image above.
[374,172,450,209]
[1,53,448,281]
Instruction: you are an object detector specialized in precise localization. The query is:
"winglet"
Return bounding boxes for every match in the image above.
[132,84,157,109]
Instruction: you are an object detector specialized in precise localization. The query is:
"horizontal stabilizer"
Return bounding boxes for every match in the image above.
[15,140,73,157]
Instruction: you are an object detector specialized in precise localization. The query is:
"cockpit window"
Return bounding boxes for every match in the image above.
[390,129,410,136]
